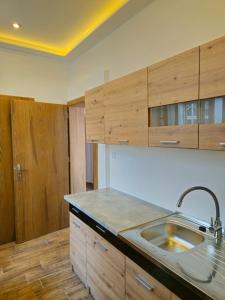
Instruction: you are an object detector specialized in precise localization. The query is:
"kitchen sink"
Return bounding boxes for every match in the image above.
[140,221,205,253]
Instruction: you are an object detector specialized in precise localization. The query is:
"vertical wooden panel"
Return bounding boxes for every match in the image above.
[200,36,225,99]
[11,100,69,243]
[148,48,199,107]
[69,103,86,193]
[104,68,148,146]
[0,96,15,244]
[85,85,105,144]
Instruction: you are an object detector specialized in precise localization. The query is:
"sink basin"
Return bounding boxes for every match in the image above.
[140,222,204,253]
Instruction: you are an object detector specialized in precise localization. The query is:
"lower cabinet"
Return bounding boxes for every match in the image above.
[126,257,171,300]
[86,227,125,300]
[70,213,87,286]
[70,212,181,300]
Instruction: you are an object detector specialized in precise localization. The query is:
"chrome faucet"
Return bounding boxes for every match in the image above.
[177,186,223,241]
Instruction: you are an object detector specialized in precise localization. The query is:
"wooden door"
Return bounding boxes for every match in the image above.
[69,103,86,193]
[0,96,15,244]
[104,68,148,146]
[148,47,199,107]
[85,85,105,144]
[11,100,69,243]
[200,36,225,99]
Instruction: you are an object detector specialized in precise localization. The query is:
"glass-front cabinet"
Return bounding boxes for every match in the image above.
[149,101,199,149]
[199,97,225,150]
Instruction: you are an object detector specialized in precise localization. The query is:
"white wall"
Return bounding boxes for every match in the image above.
[0,47,68,103]
[68,0,225,224]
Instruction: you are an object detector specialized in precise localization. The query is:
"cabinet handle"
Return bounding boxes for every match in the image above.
[90,139,99,143]
[94,240,108,252]
[73,221,80,229]
[160,140,179,145]
[119,140,129,145]
[96,225,106,234]
[219,142,225,146]
[135,274,154,291]
[72,207,79,214]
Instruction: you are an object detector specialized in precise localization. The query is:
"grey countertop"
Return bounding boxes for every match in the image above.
[64,188,171,235]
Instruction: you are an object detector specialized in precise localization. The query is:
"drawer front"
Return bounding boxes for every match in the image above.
[87,228,125,300]
[199,123,225,150]
[149,124,198,149]
[70,236,87,285]
[126,257,171,300]
[70,212,87,244]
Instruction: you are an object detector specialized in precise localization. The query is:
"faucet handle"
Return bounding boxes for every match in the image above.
[209,217,215,233]
[211,217,214,227]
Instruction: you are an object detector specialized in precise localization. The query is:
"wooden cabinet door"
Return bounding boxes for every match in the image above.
[104,68,148,146]
[87,228,125,300]
[85,85,105,143]
[199,124,225,150]
[148,48,199,107]
[70,213,87,286]
[126,257,171,300]
[149,125,199,149]
[200,36,225,99]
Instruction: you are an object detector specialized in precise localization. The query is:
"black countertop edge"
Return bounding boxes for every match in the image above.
[69,204,213,300]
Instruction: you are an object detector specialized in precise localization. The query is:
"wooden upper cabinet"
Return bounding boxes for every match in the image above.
[85,85,105,143]
[200,36,225,99]
[104,68,148,146]
[148,47,199,107]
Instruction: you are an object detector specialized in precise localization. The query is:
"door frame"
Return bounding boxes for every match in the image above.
[68,96,98,191]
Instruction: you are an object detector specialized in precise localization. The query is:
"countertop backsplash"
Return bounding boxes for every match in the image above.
[108,145,225,226]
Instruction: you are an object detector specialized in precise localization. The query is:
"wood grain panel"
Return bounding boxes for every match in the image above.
[0,96,15,244]
[200,36,225,99]
[70,213,87,286]
[87,227,125,300]
[199,124,225,150]
[69,103,86,193]
[148,48,199,107]
[149,125,198,149]
[126,257,171,300]
[85,85,105,144]
[11,101,69,243]
[104,68,148,146]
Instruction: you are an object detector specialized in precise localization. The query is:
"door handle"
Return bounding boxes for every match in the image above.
[13,163,26,179]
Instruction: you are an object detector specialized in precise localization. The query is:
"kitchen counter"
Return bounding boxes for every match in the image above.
[120,214,225,300]
[64,188,170,235]
[65,188,225,300]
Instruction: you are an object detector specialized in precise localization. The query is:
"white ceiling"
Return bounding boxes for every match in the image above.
[0,0,151,57]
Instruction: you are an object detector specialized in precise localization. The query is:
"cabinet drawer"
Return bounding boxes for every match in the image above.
[87,228,125,300]
[70,212,87,244]
[199,124,225,150]
[126,257,171,300]
[149,124,198,149]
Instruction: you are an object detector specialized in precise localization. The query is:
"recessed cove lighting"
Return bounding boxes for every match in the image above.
[13,22,21,29]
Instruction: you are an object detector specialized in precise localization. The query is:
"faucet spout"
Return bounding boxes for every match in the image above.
[177,186,222,241]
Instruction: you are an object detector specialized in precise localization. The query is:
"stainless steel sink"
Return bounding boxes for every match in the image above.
[140,221,204,253]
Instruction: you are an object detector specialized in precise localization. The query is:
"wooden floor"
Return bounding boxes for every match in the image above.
[0,228,92,300]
